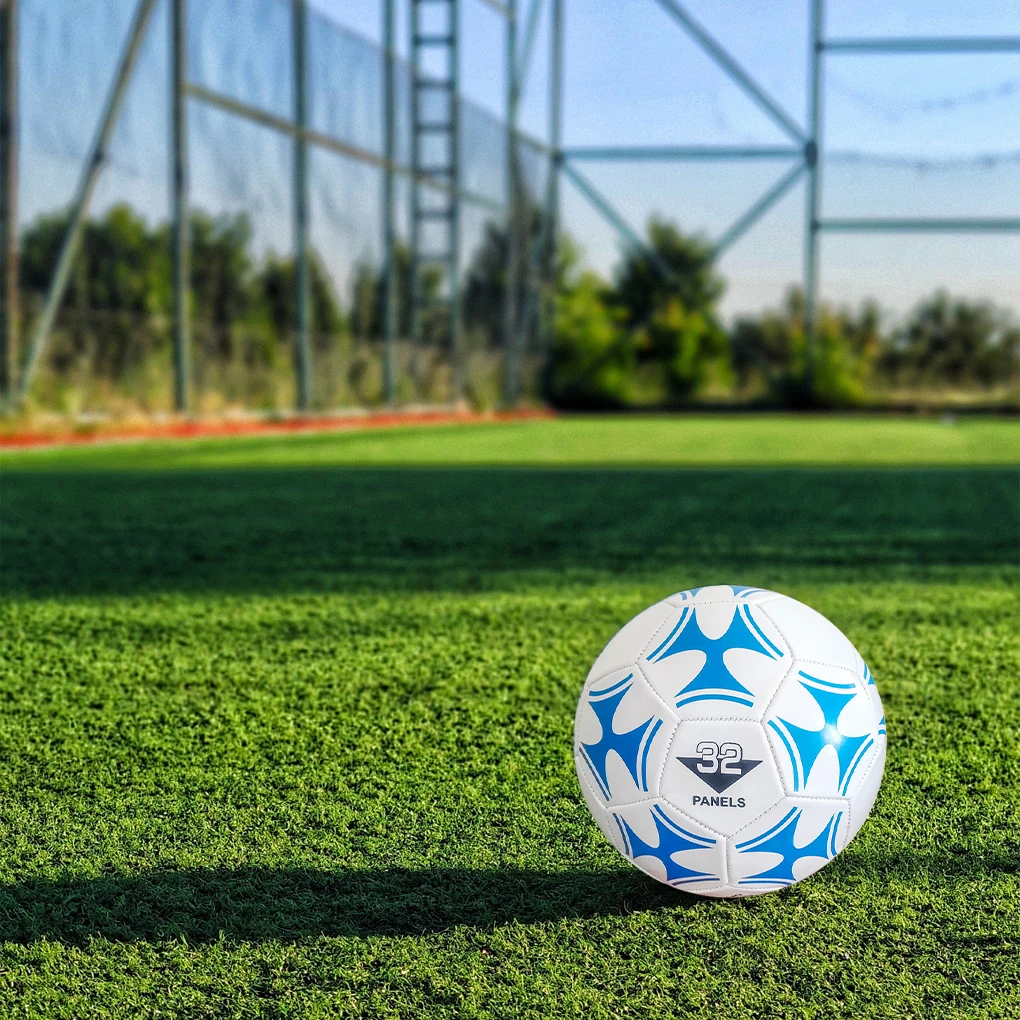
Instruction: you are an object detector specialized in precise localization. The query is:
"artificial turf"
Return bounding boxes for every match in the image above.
[0,415,1017,1018]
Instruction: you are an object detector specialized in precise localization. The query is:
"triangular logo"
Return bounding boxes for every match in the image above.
[677,756,762,793]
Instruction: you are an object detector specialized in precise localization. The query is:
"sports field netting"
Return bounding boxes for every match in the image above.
[14,0,1019,414]
[18,0,551,412]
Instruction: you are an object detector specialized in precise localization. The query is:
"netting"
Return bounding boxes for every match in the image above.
[13,0,1018,413]
[17,0,546,413]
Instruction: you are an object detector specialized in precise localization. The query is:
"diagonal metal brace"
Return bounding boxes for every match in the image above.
[515,0,545,98]
[650,0,806,144]
[712,160,807,257]
[13,0,160,406]
[561,160,676,284]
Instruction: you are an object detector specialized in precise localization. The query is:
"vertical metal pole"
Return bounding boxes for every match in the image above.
[449,0,463,401]
[292,0,311,410]
[0,0,18,404]
[409,1,421,392]
[803,0,824,393]
[382,0,397,404]
[14,0,158,406]
[171,0,190,412]
[503,0,520,405]
[539,0,563,361]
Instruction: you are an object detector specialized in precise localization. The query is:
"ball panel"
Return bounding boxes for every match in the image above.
[758,595,859,672]
[663,584,784,608]
[576,762,631,855]
[854,650,886,733]
[585,600,676,684]
[574,666,678,807]
[726,797,850,895]
[846,741,886,842]
[606,799,727,892]
[763,660,881,800]
[659,719,785,837]
[639,591,791,722]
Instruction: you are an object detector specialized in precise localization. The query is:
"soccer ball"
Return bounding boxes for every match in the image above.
[574,585,886,897]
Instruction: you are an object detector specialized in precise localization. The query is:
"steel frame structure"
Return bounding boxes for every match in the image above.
[0,0,18,398]
[559,0,1020,384]
[2,0,558,410]
[1,0,1018,409]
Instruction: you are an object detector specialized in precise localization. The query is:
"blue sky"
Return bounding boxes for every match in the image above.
[21,0,1020,319]
[314,0,1019,318]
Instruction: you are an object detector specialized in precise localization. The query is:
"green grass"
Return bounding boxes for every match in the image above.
[1,416,1018,1018]
[4,413,1017,470]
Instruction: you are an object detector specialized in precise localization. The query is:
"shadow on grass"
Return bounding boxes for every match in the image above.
[1,848,1015,945]
[0,865,692,944]
[2,467,1017,597]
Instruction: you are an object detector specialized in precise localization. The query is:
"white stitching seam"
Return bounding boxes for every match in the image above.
[728,795,848,844]
[655,789,734,843]
[574,770,729,889]
[582,600,677,691]
[575,760,661,819]
[846,740,886,837]
[634,658,684,722]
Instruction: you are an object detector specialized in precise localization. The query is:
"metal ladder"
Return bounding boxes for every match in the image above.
[409,0,461,399]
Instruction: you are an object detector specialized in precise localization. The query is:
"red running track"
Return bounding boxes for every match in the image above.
[0,407,555,450]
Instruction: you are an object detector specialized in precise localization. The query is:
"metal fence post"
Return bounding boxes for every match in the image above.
[14,0,158,407]
[449,0,463,402]
[539,0,563,362]
[0,0,18,404]
[503,0,520,405]
[171,0,191,412]
[803,0,824,392]
[292,0,312,410]
[382,0,397,404]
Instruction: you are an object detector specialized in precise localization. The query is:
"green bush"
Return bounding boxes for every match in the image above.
[548,219,731,408]
[732,288,879,407]
[880,291,1019,390]
[637,298,731,401]
[548,270,632,409]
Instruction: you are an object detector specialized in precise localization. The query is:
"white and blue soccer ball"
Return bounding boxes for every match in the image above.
[574,585,886,897]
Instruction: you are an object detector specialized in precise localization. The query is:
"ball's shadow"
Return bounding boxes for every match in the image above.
[0,866,698,945]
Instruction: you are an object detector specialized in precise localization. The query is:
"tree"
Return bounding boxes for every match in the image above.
[731,288,881,407]
[549,267,631,409]
[611,218,729,402]
[612,218,724,328]
[880,291,1019,389]
[181,211,258,355]
[20,204,172,379]
[348,241,443,342]
[20,204,170,317]
[259,251,346,353]
[19,205,348,390]
[462,203,552,348]
[637,298,731,401]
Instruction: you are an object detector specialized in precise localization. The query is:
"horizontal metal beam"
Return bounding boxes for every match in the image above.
[824,36,1020,54]
[819,217,1020,233]
[186,82,506,213]
[425,0,510,14]
[563,145,804,162]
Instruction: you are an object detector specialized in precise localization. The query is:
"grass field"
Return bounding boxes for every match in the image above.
[1,415,1018,1018]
